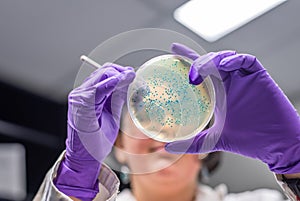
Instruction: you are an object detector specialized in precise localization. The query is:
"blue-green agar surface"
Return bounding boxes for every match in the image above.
[128,55,214,142]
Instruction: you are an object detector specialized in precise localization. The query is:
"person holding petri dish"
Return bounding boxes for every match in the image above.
[34,43,300,201]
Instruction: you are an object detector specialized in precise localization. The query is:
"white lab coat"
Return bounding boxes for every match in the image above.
[117,187,285,201]
[33,152,287,201]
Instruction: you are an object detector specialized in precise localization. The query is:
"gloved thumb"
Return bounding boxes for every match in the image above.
[115,68,136,90]
[165,129,216,154]
[189,51,236,85]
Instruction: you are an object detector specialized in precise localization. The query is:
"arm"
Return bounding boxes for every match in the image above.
[52,63,135,200]
[166,43,300,200]
[33,151,120,201]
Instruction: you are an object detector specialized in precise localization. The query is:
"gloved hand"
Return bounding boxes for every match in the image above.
[165,43,300,174]
[54,63,135,200]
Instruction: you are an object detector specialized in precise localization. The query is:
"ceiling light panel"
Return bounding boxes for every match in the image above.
[174,0,287,42]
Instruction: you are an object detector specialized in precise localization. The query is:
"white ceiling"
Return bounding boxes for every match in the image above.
[0,0,299,109]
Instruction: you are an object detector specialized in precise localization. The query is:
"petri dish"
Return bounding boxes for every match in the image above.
[127,54,215,142]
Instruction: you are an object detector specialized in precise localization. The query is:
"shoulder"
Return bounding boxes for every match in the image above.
[223,188,284,201]
[195,184,285,201]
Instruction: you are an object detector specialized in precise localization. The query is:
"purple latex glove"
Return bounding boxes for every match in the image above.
[54,63,135,200]
[165,43,300,174]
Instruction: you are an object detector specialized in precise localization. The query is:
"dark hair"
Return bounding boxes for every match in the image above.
[199,151,222,182]
[198,117,222,182]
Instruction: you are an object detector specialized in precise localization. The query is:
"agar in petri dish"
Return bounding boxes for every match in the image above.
[127,55,215,142]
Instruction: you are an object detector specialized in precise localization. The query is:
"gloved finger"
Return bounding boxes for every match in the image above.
[71,75,121,106]
[102,62,134,73]
[189,51,236,85]
[97,65,135,88]
[80,67,121,89]
[95,71,136,142]
[165,138,198,154]
[165,116,228,154]
[82,61,134,88]
[219,54,263,73]
[108,70,136,114]
[95,69,135,106]
[165,130,213,154]
[171,43,200,61]
[114,68,136,90]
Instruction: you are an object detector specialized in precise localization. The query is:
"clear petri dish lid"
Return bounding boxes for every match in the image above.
[127,54,215,142]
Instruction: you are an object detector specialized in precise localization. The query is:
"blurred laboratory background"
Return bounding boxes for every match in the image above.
[0,0,299,200]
